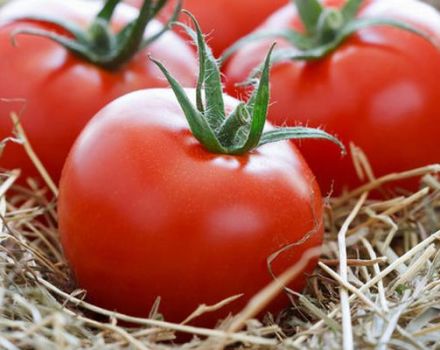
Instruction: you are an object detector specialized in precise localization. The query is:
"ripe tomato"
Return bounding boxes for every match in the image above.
[58,88,324,325]
[225,0,440,194]
[0,0,197,183]
[128,0,288,56]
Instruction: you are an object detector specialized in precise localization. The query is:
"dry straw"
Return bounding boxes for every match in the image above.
[0,0,440,347]
[0,113,439,350]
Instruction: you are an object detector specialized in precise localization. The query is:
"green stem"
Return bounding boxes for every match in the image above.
[105,0,157,68]
[96,0,122,22]
[141,0,182,49]
[295,0,323,35]
[316,9,345,44]
[88,19,115,53]
[217,104,249,146]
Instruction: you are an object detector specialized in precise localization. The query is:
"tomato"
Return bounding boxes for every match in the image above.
[128,0,288,56]
[0,0,197,183]
[57,87,323,326]
[225,0,440,194]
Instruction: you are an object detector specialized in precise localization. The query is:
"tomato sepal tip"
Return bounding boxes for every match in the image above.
[152,12,346,156]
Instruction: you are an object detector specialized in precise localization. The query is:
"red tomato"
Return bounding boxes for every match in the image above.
[0,0,197,183]
[128,0,288,56]
[58,88,324,326]
[225,0,440,194]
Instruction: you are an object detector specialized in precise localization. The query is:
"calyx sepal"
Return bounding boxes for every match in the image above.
[11,0,180,70]
[152,12,345,156]
[221,0,438,63]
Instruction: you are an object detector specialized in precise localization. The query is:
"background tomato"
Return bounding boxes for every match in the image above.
[0,0,197,183]
[225,0,440,194]
[58,88,324,326]
[128,0,289,56]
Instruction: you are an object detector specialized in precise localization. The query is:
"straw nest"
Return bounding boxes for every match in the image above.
[0,113,439,350]
[1,1,440,349]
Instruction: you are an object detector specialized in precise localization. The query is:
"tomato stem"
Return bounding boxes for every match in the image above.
[151,13,346,156]
[10,0,179,70]
[96,0,122,22]
[316,9,344,44]
[221,0,438,63]
[296,0,323,35]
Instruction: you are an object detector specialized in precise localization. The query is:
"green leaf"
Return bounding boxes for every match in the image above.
[259,127,346,154]
[142,0,182,49]
[184,12,225,131]
[150,57,226,153]
[341,0,363,21]
[9,15,87,43]
[116,21,136,45]
[220,28,311,63]
[108,0,155,67]
[230,44,274,154]
[268,15,439,63]
[217,103,249,147]
[11,27,99,62]
[96,0,122,22]
[175,22,205,112]
[152,12,345,157]
[267,46,331,63]
[8,0,176,70]
[295,0,324,35]
[340,17,439,49]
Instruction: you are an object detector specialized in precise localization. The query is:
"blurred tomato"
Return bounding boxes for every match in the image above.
[128,0,288,56]
[0,0,197,182]
[226,0,440,194]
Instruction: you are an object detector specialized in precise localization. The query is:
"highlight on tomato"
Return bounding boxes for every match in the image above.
[58,14,344,326]
[225,0,440,194]
[0,0,197,183]
[128,0,289,56]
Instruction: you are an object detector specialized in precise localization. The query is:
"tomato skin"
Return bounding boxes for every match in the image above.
[128,0,288,56]
[58,88,324,325]
[225,0,440,194]
[0,0,197,183]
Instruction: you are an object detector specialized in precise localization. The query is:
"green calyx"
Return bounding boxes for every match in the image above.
[222,0,437,63]
[151,12,345,156]
[11,0,180,70]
